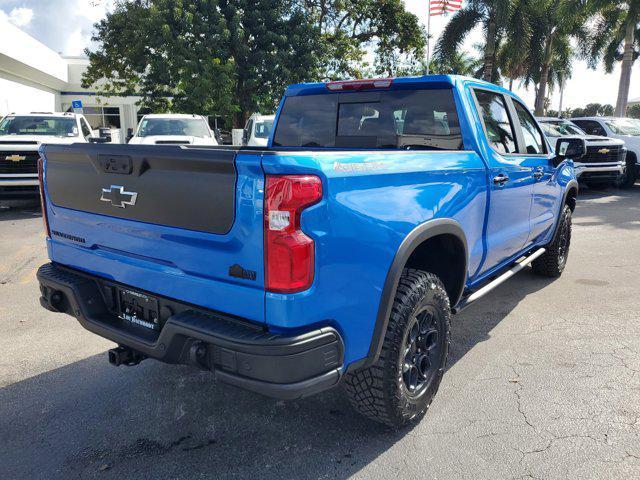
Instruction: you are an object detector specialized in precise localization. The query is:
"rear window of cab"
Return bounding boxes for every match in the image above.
[272,89,463,150]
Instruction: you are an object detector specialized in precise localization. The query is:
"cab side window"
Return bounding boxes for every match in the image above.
[573,120,606,136]
[80,119,92,139]
[474,90,518,154]
[244,119,253,143]
[513,101,546,154]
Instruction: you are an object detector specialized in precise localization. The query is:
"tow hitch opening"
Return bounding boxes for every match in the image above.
[108,346,146,367]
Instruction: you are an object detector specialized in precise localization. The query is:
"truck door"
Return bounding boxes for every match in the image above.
[509,98,560,244]
[472,89,536,274]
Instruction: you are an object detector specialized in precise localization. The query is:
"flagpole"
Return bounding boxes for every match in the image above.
[426,1,431,75]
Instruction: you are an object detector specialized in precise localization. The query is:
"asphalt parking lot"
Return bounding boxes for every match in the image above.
[1,187,639,480]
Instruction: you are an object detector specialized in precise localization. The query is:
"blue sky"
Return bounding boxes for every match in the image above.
[1,0,638,109]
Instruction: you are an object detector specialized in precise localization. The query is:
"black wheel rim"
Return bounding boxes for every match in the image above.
[557,215,570,266]
[400,307,442,397]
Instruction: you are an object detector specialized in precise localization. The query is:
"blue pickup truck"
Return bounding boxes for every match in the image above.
[37,76,583,428]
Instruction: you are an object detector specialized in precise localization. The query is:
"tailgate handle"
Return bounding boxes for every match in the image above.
[99,154,133,175]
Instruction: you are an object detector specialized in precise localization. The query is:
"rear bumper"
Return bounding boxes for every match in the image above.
[37,262,344,400]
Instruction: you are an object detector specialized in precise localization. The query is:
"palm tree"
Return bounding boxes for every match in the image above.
[587,0,640,117]
[526,0,589,116]
[496,0,534,89]
[434,0,513,82]
[429,51,482,75]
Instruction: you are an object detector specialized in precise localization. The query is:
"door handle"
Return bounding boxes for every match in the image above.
[493,174,510,185]
[533,167,544,180]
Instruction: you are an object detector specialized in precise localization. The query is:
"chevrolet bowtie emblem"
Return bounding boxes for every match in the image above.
[597,148,610,155]
[100,185,138,208]
[5,154,26,162]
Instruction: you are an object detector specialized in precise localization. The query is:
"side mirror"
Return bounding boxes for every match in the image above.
[553,137,586,166]
[98,127,112,143]
[126,128,134,143]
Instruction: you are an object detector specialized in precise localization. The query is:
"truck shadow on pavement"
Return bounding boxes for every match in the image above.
[573,183,640,230]
[0,200,41,221]
[2,186,638,479]
[1,275,552,480]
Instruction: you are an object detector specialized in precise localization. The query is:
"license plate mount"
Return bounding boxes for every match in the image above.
[117,287,160,331]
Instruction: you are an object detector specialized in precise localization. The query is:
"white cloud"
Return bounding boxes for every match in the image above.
[0,7,34,27]
[0,0,113,56]
[75,0,113,23]
[64,27,89,56]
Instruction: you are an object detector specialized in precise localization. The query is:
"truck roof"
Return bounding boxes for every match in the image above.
[283,74,513,96]
[5,112,81,118]
[571,116,637,121]
[141,113,205,119]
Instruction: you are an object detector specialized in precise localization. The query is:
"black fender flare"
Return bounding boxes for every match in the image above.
[545,179,578,244]
[562,179,579,212]
[353,218,468,371]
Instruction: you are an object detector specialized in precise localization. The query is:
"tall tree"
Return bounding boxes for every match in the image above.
[496,0,534,89]
[526,3,583,117]
[587,0,640,116]
[434,0,513,82]
[300,0,426,78]
[83,0,322,126]
[84,0,426,125]
[429,51,482,75]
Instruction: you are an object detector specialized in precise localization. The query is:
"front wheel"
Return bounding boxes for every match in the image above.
[343,269,451,428]
[532,204,572,277]
[616,155,638,189]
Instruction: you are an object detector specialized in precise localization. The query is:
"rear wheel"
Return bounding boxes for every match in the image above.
[532,204,572,277]
[343,269,450,428]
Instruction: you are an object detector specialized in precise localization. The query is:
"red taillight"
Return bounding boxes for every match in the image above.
[37,157,50,237]
[326,78,393,91]
[264,175,322,293]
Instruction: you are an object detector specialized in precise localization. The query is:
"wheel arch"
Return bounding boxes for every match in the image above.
[564,179,578,212]
[354,219,468,371]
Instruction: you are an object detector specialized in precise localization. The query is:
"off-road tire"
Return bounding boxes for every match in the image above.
[343,269,451,429]
[532,204,572,277]
[616,154,637,189]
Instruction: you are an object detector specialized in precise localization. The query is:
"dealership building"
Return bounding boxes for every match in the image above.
[0,16,143,143]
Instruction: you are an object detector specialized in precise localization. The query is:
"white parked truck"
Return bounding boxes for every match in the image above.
[127,114,218,145]
[571,117,640,188]
[242,113,274,147]
[537,117,627,189]
[0,112,99,199]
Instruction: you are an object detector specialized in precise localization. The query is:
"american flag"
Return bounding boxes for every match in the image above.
[430,0,463,16]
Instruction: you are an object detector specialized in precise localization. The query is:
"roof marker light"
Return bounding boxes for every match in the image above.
[326,78,394,91]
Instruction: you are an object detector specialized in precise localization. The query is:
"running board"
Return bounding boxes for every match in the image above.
[452,248,546,314]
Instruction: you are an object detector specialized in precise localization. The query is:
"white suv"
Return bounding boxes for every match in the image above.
[571,117,640,187]
[0,112,96,199]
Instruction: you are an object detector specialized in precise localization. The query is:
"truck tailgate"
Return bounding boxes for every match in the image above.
[41,144,265,323]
